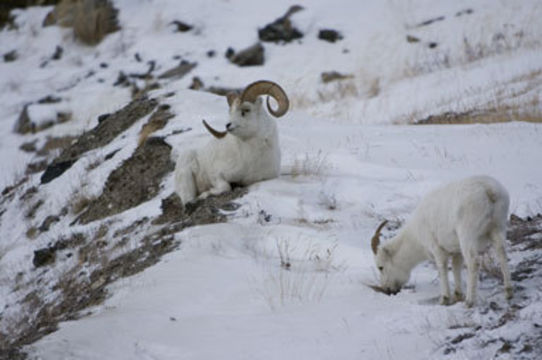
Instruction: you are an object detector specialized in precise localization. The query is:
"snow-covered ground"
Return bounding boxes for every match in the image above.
[1,0,541,359]
[26,119,542,360]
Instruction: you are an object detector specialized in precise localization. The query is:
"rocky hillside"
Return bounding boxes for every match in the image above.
[1,1,541,359]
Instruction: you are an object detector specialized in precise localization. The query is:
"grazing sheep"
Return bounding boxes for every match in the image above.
[175,80,289,206]
[370,175,513,307]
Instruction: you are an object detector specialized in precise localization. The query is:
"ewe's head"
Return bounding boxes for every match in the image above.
[371,220,409,295]
[203,80,289,140]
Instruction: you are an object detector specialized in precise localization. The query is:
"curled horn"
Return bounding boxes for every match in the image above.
[371,220,388,255]
[202,119,227,139]
[240,80,289,117]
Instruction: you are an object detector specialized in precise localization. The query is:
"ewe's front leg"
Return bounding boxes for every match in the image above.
[451,254,464,302]
[435,253,451,305]
[199,177,231,199]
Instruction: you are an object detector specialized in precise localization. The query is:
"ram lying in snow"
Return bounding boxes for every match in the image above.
[175,80,289,206]
[370,175,513,307]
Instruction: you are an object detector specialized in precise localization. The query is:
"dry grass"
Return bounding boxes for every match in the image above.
[317,80,359,103]
[53,0,119,45]
[411,68,542,125]
[291,150,331,178]
[403,26,541,78]
[257,237,343,310]
[138,104,174,146]
[415,100,542,125]
[71,194,92,215]
[290,79,360,110]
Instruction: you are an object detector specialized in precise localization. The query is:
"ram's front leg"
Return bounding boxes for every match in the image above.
[199,177,231,199]
[175,151,198,207]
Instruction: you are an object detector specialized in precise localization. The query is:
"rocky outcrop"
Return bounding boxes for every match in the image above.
[258,5,304,43]
[41,96,158,184]
[227,43,265,67]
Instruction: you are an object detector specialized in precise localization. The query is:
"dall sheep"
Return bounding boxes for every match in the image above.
[175,80,289,206]
[370,175,513,307]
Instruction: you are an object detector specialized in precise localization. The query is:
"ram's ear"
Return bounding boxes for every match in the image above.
[226,92,238,108]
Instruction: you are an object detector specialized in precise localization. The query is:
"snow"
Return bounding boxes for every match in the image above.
[0,0,541,359]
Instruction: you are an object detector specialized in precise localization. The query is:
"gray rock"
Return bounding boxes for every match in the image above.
[258,5,304,43]
[318,29,343,43]
[229,43,265,67]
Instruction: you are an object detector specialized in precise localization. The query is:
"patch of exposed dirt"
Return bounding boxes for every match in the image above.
[14,104,72,135]
[186,76,243,97]
[77,136,174,224]
[415,108,542,125]
[138,104,175,145]
[37,135,76,157]
[158,60,197,79]
[2,186,247,358]
[321,71,353,83]
[41,96,158,184]
[440,214,542,359]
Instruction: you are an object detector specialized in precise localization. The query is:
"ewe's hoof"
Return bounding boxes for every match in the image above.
[505,287,513,300]
[440,296,450,306]
[454,291,465,302]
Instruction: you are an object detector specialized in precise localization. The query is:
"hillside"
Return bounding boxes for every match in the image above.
[1,1,541,359]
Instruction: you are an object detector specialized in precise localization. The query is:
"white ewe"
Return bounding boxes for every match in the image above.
[371,175,513,307]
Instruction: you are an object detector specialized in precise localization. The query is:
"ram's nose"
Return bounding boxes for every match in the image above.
[226,123,233,131]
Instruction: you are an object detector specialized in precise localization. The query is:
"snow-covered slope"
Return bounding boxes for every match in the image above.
[1,0,541,359]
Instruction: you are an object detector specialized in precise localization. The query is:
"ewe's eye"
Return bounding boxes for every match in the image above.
[241,108,250,117]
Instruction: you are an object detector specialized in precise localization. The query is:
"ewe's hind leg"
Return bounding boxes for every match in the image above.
[491,228,513,300]
[451,254,464,302]
[434,252,451,305]
[463,250,480,308]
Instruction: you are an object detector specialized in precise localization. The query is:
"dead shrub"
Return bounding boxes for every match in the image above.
[51,0,120,45]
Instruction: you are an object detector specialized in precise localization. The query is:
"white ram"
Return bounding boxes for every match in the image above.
[174,80,289,206]
[370,175,513,307]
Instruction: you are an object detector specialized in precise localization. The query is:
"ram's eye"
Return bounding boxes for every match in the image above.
[241,109,250,117]
[378,266,384,272]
